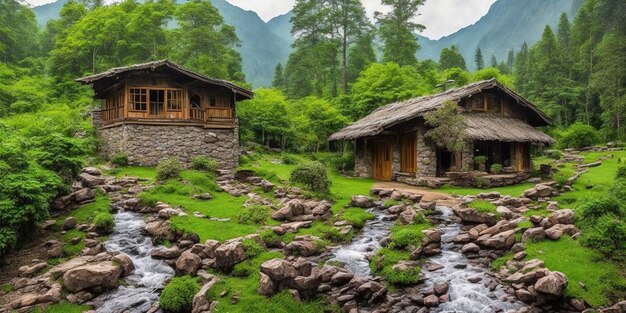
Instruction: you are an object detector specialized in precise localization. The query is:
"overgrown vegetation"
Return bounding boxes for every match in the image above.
[289,161,331,193]
[191,156,219,172]
[236,205,272,225]
[159,276,200,313]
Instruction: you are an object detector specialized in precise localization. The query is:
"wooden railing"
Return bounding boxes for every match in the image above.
[190,108,205,121]
[102,106,124,123]
[207,107,233,119]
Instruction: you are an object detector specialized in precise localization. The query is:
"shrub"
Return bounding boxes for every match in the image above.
[191,156,218,172]
[545,150,563,160]
[616,165,626,181]
[490,163,503,174]
[281,154,298,165]
[327,153,355,172]
[110,152,128,166]
[290,161,330,193]
[138,192,159,207]
[93,212,114,232]
[473,155,487,165]
[236,205,271,225]
[389,224,426,249]
[241,238,266,259]
[578,197,624,221]
[156,158,182,181]
[580,215,626,257]
[160,276,200,313]
[559,123,601,149]
[553,171,569,187]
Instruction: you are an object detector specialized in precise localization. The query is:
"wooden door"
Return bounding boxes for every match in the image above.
[400,133,417,173]
[372,141,393,181]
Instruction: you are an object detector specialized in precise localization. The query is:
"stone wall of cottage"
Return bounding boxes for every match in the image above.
[416,124,437,177]
[99,122,240,169]
[90,110,103,130]
[461,146,475,172]
[354,139,372,177]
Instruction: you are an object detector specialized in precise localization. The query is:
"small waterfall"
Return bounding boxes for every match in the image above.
[92,212,175,313]
[425,207,525,313]
[329,207,394,277]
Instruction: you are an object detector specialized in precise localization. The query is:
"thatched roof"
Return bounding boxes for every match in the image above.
[464,113,555,144]
[329,79,551,141]
[76,60,253,99]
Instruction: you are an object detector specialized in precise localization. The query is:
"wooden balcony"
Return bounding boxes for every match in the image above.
[101,107,235,129]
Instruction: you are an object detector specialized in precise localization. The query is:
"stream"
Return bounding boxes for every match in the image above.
[329,205,394,277]
[91,212,175,313]
[423,206,525,313]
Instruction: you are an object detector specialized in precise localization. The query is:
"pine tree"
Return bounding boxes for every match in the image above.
[375,0,426,66]
[272,63,285,90]
[506,50,515,73]
[439,45,467,70]
[490,55,498,68]
[474,48,484,70]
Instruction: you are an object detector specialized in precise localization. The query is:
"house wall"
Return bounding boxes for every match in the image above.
[98,122,240,169]
[416,122,437,177]
[354,139,372,177]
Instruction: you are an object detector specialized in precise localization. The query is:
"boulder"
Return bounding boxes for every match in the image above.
[422,229,443,245]
[496,206,514,219]
[522,227,546,243]
[461,243,480,254]
[258,272,276,296]
[420,201,437,210]
[546,209,576,227]
[261,179,275,192]
[433,282,449,296]
[43,240,65,258]
[62,261,122,293]
[158,207,185,219]
[423,294,439,307]
[112,254,135,277]
[545,224,577,240]
[214,241,246,271]
[151,246,181,260]
[82,167,102,176]
[350,195,374,208]
[399,209,417,224]
[387,204,406,214]
[78,173,104,188]
[192,276,218,313]
[73,188,96,203]
[477,230,516,249]
[260,259,299,281]
[534,271,568,296]
[330,272,354,285]
[515,289,535,303]
[453,207,497,225]
[18,262,48,277]
[62,217,77,230]
[176,251,202,276]
[285,240,319,257]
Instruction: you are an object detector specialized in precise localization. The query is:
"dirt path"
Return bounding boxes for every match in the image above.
[374,182,460,207]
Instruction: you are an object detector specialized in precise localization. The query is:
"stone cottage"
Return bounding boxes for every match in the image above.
[329,79,555,188]
[77,60,253,168]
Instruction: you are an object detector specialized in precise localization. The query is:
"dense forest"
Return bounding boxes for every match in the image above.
[0,0,624,258]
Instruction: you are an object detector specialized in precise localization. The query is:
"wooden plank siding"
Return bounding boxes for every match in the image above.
[400,132,417,173]
[372,141,393,181]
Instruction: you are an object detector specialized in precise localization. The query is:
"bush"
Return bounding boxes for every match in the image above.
[236,205,271,225]
[156,158,182,181]
[241,238,266,259]
[289,161,330,193]
[159,276,200,313]
[545,150,563,160]
[281,154,298,165]
[389,224,427,249]
[473,155,487,165]
[93,212,115,232]
[553,171,570,187]
[490,163,503,174]
[616,165,626,181]
[327,153,355,172]
[580,215,626,257]
[191,156,218,172]
[578,197,624,221]
[559,123,601,149]
[110,152,128,166]
[138,192,159,207]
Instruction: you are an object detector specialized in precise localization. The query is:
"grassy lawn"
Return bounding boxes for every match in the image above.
[438,183,535,197]
[30,303,92,313]
[109,166,157,181]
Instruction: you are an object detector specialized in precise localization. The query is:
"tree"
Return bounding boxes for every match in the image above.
[171,0,244,82]
[346,33,376,84]
[272,63,286,90]
[298,97,348,151]
[506,49,515,73]
[423,101,468,153]
[238,88,291,147]
[439,45,467,70]
[0,0,40,63]
[475,47,484,70]
[490,55,498,68]
[376,0,426,66]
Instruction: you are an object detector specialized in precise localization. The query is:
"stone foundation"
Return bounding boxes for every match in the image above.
[98,123,239,169]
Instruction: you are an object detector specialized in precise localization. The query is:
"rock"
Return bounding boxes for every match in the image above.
[158,207,185,219]
[176,251,202,276]
[506,269,548,284]
[261,179,275,192]
[545,224,577,240]
[496,206,514,219]
[258,272,276,296]
[112,254,135,277]
[461,243,480,254]
[467,275,482,283]
[63,261,122,293]
[48,256,91,278]
[522,227,546,243]
[285,240,319,257]
[192,193,213,200]
[420,201,437,210]
[214,241,246,271]
[144,219,175,241]
[453,207,497,225]
[513,251,527,261]
[351,195,374,208]
[293,270,321,291]
[534,271,568,296]
[18,262,48,277]
[422,229,443,245]
[73,188,97,203]
[82,167,102,176]
[387,204,406,214]
[261,259,299,282]
[43,240,65,258]
[399,209,417,224]
[62,217,77,230]
[331,272,354,285]
[192,276,218,313]
[41,219,57,230]
[433,282,449,296]
[78,173,104,188]
[423,294,439,307]
[515,289,535,303]
[477,229,516,249]
[546,209,576,226]
[204,240,221,258]
[151,246,181,260]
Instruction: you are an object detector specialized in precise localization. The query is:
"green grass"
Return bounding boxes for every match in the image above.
[58,192,110,224]
[467,200,498,214]
[29,303,92,313]
[388,223,432,249]
[109,166,157,180]
[438,183,534,197]
[206,251,333,313]
[490,252,513,271]
[370,248,420,285]
[1,283,14,292]
[340,207,375,229]
[498,236,626,307]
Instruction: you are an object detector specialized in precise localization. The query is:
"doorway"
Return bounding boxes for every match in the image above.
[149,89,165,117]
[372,141,393,181]
[436,148,453,177]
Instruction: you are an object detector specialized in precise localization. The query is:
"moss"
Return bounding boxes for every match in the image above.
[340,208,375,229]
[388,223,431,250]
[0,283,14,292]
[370,248,421,285]
[160,276,200,312]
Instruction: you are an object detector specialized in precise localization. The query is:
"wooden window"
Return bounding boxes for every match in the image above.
[209,95,217,107]
[190,94,201,108]
[167,90,182,111]
[401,133,417,172]
[149,89,165,116]
[486,94,502,113]
[129,88,147,111]
[469,96,484,112]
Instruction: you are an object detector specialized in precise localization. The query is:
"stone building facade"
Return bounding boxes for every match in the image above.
[98,122,240,168]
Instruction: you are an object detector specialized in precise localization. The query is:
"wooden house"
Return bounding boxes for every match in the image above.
[329,79,555,188]
[77,60,253,168]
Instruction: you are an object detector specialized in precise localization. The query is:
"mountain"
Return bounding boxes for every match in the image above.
[30,0,290,88]
[267,11,294,46]
[416,0,585,70]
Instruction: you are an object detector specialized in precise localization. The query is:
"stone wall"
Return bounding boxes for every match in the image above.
[354,139,372,177]
[99,122,239,169]
[416,124,437,177]
[461,146,474,172]
[90,110,103,130]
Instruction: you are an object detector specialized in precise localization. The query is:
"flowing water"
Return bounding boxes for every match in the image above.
[329,206,394,277]
[424,207,526,313]
[92,212,175,313]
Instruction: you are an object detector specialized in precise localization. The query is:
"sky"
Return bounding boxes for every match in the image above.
[26,0,498,40]
[227,0,498,39]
